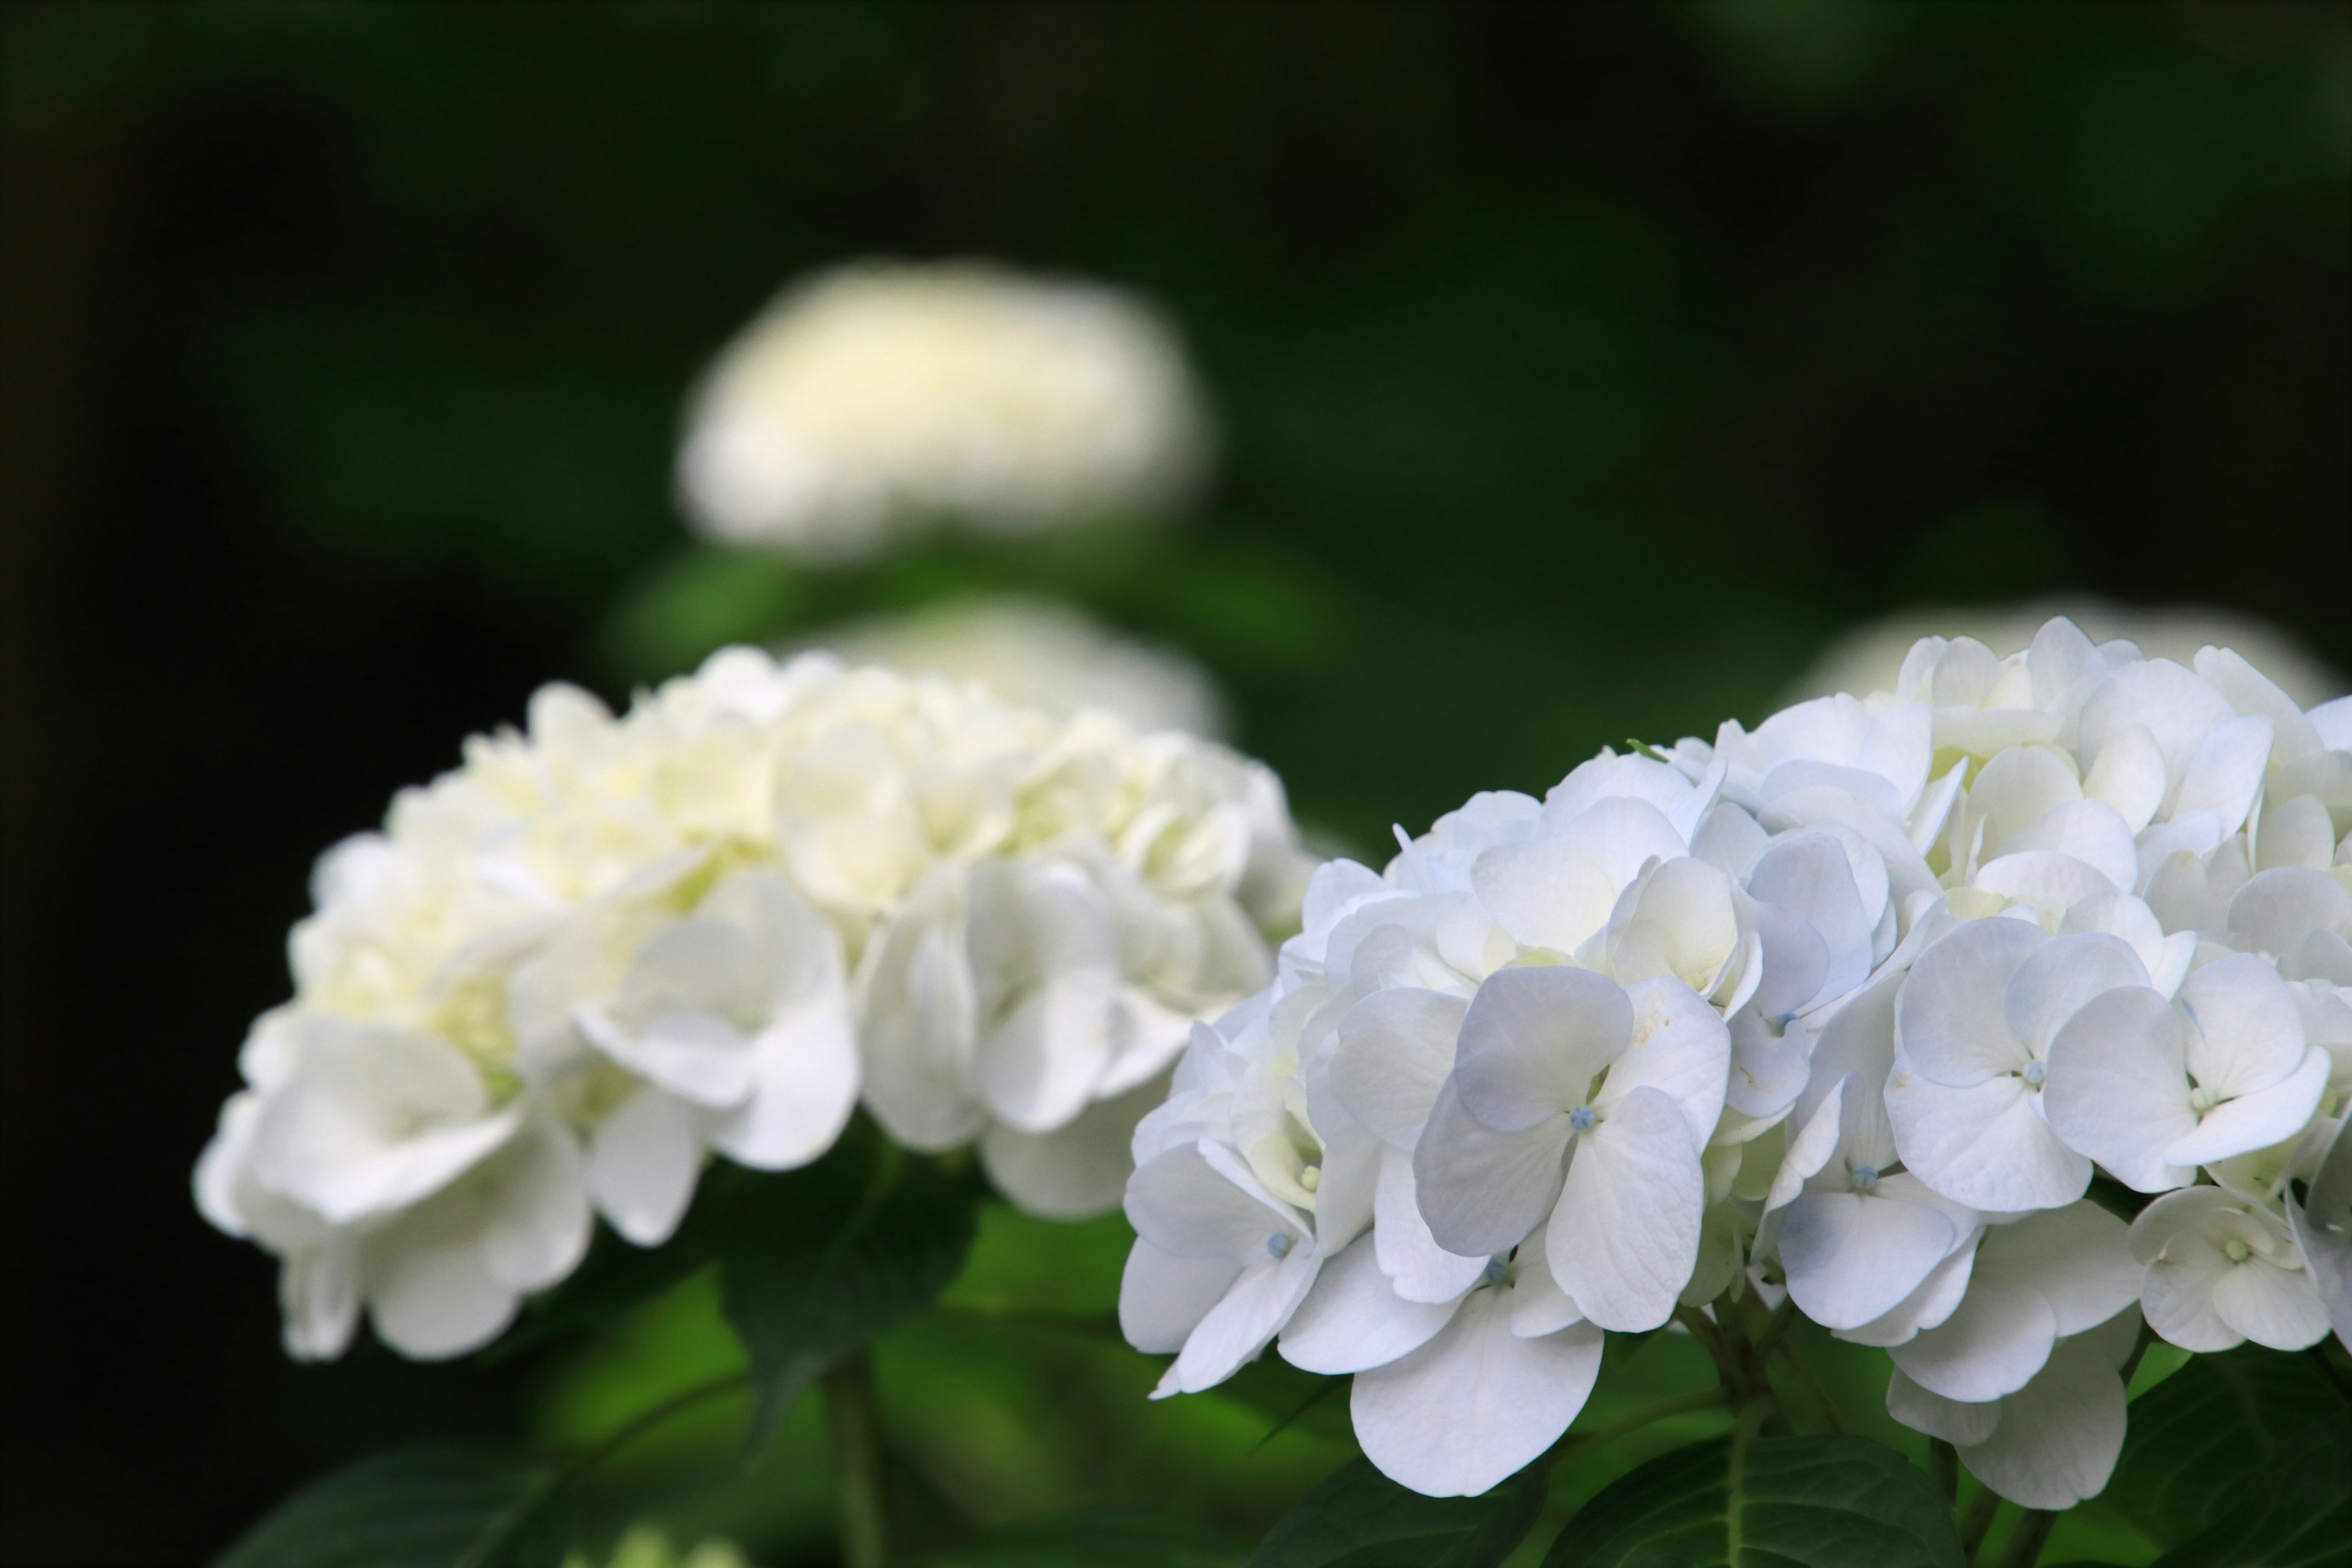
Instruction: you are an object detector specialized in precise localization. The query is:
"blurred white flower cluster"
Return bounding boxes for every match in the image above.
[197,649,1308,1362]
[793,595,1230,740]
[1120,617,2352,1505]
[678,262,1211,562]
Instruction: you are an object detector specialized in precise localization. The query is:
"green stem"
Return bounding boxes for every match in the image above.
[2117,1319,2156,1389]
[824,1348,888,1568]
[1673,1303,1733,1377]
[1545,1386,1731,1471]
[1928,1438,1958,1503]
[1749,1295,1798,1361]
[1989,1508,2056,1568]
[1770,1340,1844,1434]
[1956,1484,2002,1562]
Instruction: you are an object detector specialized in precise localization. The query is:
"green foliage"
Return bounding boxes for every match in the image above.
[720,1141,980,1448]
[216,1442,568,1568]
[1542,1430,1966,1568]
[1248,1458,1547,1568]
[2149,1411,2352,1568]
[2111,1345,2343,1548]
[921,1512,1250,1568]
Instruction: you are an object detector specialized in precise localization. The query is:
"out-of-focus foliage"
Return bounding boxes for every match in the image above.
[3,3,2346,1564]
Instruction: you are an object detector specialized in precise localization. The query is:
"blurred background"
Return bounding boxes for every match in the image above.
[3,2,2347,1563]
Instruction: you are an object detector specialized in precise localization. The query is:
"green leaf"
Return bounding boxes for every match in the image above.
[2110,1345,2342,1546]
[1542,1431,1965,1568]
[926,1511,1250,1567]
[720,1136,982,1447]
[2149,1409,2352,1568]
[213,1441,567,1568]
[1249,1457,1546,1568]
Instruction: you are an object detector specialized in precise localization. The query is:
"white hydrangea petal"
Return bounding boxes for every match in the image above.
[2133,1201,2245,1351]
[981,1073,1164,1220]
[709,1003,861,1170]
[1746,833,1876,1005]
[1125,1142,1303,1262]
[1962,745,2084,866]
[1885,1066,2090,1212]
[478,1112,592,1291]
[1767,1076,1848,1213]
[1376,1145,1491,1303]
[1280,1231,1460,1375]
[2078,660,2236,811]
[363,1211,521,1361]
[2003,932,2149,1056]
[1349,1291,1604,1498]
[1894,918,2045,1086]
[2229,867,2352,959]
[964,858,1123,1133]
[1780,1189,1958,1331]
[280,1240,361,1362]
[2082,724,2166,834]
[589,1087,706,1248]
[1952,1326,2132,1510]
[1838,1229,1981,1348]
[1450,967,1632,1134]
[1547,1086,1702,1332]
[1604,978,1732,1147]
[1999,801,2139,894]
[2257,795,2339,873]
[2174,714,2274,836]
[1333,989,1469,1149]
[1470,842,1624,955]
[1411,1079,1571,1259]
[252,1028,521,1227]
[2307,694,2352,749]
[2177,952,2308,1097]
[1884,1366,2000,1446]
[2043,985,2198,1193]
[1164,1249,1322,1395]
[1120,1238,1240,1354]
[1739,892,1831,1022]
[1607,856,1741,997]
[1691,802,1770,878]
[1507,1221,1585,1337]
[2286,1119,2352,1349]
[2166,1048,2328,1169]
[585,1005,760,1109]
[1973,851,2117,922]
[854,880,984,1153]
[2209,1254,2331,1351]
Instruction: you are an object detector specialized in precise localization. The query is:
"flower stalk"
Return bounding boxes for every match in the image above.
[823,1349,889,1568]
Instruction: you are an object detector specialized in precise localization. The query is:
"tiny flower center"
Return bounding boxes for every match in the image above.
[1568,1105,1596,1132]
[2188,1085,2220,1114]
[1482,1254,1512,1287]
[1850,1164,1880,1193]
[2223,1237,2250,1264]
[2021,1060,2045,1088]
[1299,1165,1321,1193]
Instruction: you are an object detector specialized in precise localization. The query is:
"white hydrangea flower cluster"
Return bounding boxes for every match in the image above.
[197,649,1308,1362]
[1120,617,2351,1506]
[678,261,1211,561]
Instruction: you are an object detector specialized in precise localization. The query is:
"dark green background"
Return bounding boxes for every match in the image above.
[2,3,2346,1563]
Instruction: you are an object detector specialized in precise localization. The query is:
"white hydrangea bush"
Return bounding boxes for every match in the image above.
[1120,617,2352,1504]
[197,648,1310,1362]
[677,260,1212,562]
